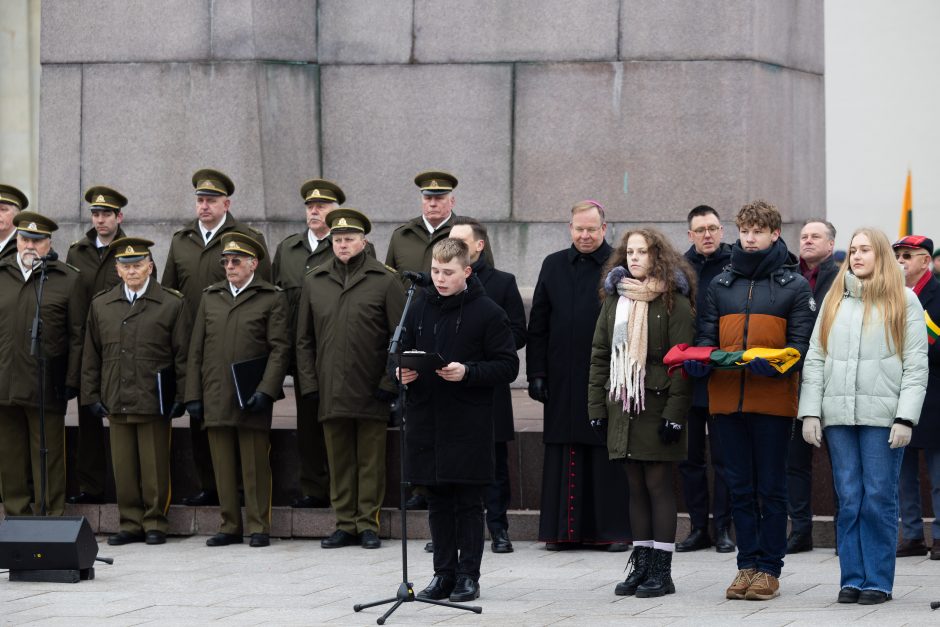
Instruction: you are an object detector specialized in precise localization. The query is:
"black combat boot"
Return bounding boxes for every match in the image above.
[635,549,676,598]
[614,545,653,596]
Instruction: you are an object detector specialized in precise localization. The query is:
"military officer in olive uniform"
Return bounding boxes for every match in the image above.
[185,232,289,548]
[82,238,191,546]
[66,185,141,504]
[0,184,28,262]
[296,209,406,549]
[385,171,494,274]
[162,169,272,507]
[0,212,87,516]
[272,179,374,509]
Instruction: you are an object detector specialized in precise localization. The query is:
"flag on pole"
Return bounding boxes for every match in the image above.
[899,169,912,238]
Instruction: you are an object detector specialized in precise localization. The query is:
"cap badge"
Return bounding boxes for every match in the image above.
[430,180,438,187]
[96,195,106,203]
[27,222,37,230]
[225,241,238,250]
[200,179,218,191]
[312,189,320,197]
[125,246,135,254]
[337,218,348,226]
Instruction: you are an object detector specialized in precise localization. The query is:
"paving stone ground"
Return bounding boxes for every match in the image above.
[2,537,939,626]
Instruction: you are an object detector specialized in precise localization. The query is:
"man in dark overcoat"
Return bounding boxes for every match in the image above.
[185,232,289,548]
[398,238,519,603]
[894,235,940,559]
[0,184,27,262]
[295,209,404,550]
[450,217,526,554]
[526,200,631,550]
[162,169,271,507]
[272,179,375,509]
[67,185,150,504]
[0,212,87,516]
[82,237,190,545]
[786,218,840,554]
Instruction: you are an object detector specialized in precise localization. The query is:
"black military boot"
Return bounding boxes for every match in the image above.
[635,549,676,598]
[614,545,653,596]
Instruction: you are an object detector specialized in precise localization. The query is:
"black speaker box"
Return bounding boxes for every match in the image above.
[0,516,99,582]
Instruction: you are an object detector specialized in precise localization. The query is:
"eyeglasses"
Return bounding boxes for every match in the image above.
[219,256,249,267]
[895,251,927,261]
[691,225,722,236]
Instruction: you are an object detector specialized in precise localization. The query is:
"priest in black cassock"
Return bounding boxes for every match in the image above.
[527,200,631,551]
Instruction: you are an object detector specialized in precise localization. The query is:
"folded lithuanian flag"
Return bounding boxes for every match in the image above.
[927,311,939,346]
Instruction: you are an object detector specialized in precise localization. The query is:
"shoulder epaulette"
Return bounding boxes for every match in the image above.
[70,239,84,248]
[92,287,111,299]
[64,262,81,273]
[162,287,184,299]
[384,264,398,274]
[305,264,324,276]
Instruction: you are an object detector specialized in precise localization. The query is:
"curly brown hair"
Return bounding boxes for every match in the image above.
[599,227,696,313]
[735,199,782,232]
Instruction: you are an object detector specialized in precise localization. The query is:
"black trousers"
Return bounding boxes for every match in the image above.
[677,406,732,532]
[428,484,486,582]
[787,421,839,536]
[484,441,510,534]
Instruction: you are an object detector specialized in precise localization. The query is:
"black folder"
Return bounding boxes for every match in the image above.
[156,366,176,416]
[231,355,268,409]
[399,351,447,373]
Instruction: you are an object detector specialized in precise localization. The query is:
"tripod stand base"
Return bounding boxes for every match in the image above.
[354,581,482,625]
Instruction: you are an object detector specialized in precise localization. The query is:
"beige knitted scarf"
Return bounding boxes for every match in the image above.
[609,277,666,413]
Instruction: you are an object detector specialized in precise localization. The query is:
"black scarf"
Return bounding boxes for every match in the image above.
[730,238,790,280]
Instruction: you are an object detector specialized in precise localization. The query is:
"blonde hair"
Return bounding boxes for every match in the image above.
[817,227,907,354]
[432,238,470,267]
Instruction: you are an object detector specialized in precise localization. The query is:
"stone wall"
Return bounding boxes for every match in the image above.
[39,0,824,288]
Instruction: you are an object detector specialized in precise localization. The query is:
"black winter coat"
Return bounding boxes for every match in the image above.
[401,277,519,485]
[527,242,612,444]
[685,242,732,408]
[912,274,940,449]
[472,259,527,442]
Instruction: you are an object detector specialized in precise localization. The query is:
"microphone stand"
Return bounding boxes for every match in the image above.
[353,278,482,624]
[29,256,52,517]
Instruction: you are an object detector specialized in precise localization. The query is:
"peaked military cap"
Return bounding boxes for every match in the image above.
[327,208,371,235]
[192,169,235,197]
[110,236,154,263]
[13,210,58,239]
[300,179,345,205]
[414,170,458,196]
[0,184,29,210]
[220,231,265,261]
[85,185,128,211]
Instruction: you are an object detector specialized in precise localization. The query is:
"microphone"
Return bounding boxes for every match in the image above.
[402,271,432,286]
[31,250,59,267]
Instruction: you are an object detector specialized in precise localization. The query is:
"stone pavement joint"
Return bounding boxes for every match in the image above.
[1,538,939,625]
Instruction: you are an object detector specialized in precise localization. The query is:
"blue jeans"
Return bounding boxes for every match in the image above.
[826,425,904,594]
[898,446,940,541]
[715,412,790,577]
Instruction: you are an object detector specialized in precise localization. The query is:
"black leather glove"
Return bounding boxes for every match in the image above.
[374,388,397,403]
[388,398,404,427]
[589,417,608,444]
[527,377,549,403]
[245,391,273,413]
[85,401,109,419]
[186,400,204,421]
[166,401,186,419]
[658,419,683,445]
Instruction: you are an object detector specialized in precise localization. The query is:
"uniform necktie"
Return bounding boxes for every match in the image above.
[131,293,138,305]
[205,230,212,243]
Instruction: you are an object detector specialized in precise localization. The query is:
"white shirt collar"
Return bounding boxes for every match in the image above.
[199,213,227,243]
[15,252,32,280]
[422,213,451,234]
[229,273,254,297]
[0,229,15,253]
[307,229,321,252]
[95,235,110,249]
[124,277,150,303]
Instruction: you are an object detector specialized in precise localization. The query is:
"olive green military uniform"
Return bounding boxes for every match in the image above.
[273,232,376,503]
[588,294,695,462]
[0,216,87,517]
[82,274,191,535]
[185,274,290,536]
[296,212,405,536]
[385,214,494,273]
[0,235,16,262]
[162,212,271,495]
[68,224,161,499]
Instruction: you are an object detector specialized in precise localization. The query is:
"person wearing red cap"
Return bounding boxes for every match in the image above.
[893,235,940,559]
